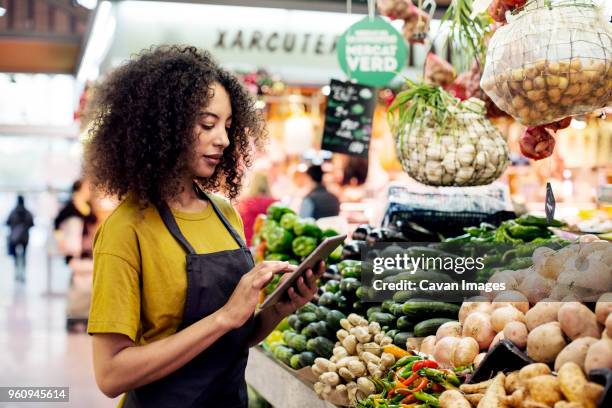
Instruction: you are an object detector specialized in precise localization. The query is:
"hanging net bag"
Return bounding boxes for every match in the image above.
[480,0,612,127]
[388,82,509,187]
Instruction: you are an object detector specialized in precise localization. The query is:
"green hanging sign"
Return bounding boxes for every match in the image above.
[337,16,407,87]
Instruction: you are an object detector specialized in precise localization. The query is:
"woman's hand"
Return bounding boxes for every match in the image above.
[272,261,325,317]
[221,261,294,329]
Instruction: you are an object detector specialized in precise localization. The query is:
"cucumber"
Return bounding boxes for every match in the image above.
[369,312,395,327]
[392,291,413,303]
[317,292,337,309]
[287,314,302,332]
[401,301,460,320]
[300,323,318,339]
[312,321,333,338]
[307,337,334,359]
[393,332,413,348]
[381,300,395,313]
[273,345,294,365]
[385,329,399,339]
[298,312,318,325]
[340,277,361,295]
[396,316,414,331]
[315,306,330,321]
[324,279,340,294]
[288,334,308,352]
[283,330,297,344]
[414,318,455,337]
[366,306,382,318]
[390,303,404,317]
[290,354,302,369]
[298,351,316,368]
[299,303,318,315]
[326,310,346,331]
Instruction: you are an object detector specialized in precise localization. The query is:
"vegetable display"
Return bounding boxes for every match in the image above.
[481,0,612,127]
[388,81,509,187]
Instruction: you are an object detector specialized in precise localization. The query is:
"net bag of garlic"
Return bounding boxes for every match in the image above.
[388,82,509,187]
[480,0,612,127]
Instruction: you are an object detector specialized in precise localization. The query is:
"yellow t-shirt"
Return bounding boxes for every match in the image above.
[87,194,245,344]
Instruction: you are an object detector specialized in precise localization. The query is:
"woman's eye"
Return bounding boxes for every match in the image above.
[201,123,215,130]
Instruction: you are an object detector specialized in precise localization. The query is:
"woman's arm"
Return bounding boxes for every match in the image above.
[92,308,231,398]
[92,261,291,398]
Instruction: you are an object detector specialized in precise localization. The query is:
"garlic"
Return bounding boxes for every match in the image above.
[457,144,476,166]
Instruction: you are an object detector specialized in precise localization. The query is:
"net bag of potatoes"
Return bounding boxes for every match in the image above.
[390,91,509,187]
[480,0,612,127]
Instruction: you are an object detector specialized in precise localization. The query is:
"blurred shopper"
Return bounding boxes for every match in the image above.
[54,179,97,262]
[299,165,340,219]
[5,195,34,282]
[236,172,276,246]
[84,46,322,407]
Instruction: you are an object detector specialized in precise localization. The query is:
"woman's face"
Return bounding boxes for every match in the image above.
[189,82,232,179]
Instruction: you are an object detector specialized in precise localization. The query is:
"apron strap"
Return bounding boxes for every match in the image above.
[193,182,248,250]
[155,202,197,255]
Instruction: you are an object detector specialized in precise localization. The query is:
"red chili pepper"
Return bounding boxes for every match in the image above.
[412,360,439,372]
[401,394,417,403]
[402,372,420,386]
[431,383,444,393]
[412,378,429,393]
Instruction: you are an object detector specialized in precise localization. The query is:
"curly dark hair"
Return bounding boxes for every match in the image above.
[84,45,266,205]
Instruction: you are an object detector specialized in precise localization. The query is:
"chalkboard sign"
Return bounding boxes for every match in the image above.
[321,79,376,157]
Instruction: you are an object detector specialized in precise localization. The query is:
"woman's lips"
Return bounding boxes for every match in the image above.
[203,154,222,165]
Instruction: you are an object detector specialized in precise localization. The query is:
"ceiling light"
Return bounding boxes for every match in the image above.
[0,7,6,17]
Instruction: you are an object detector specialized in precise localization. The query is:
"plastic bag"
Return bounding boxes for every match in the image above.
[481,0,612,126]
[394,98,509,186]
[424,53,456,88]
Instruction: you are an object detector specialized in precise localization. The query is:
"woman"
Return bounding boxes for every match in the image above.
[236,172,277,246]
[85,46,323,407]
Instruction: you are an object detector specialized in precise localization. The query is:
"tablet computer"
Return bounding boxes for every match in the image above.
[259,234,347,310]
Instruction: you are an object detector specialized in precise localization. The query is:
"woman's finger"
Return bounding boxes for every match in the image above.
[304,270,318,292]
[252,270,273,289]
[295,276,309,295]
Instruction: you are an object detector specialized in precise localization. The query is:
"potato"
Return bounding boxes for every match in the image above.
[436,321,462,341]
[558,362,587,403]
[489,331,505,351]
[505,371,521,393]
[527,375,562,406]
[554,337,598,371]
[477,372,506,408]
[420,335,436,356]
[463,312,496,350]
[504,321,528,349]
[451,337,479,367]
[491,306,526,333]
[527,322,567,363]
[519,274,555,304]
[439,390,471,408]
[459,298,492,323]
[434,336,460,367]
[584,382,605,408]
[553,402,583,408]
[595,292,612,325]
[519,363,552,382]
[584,338,612,372]
[558,302,600,340]
[526,302,561,331]
[607,313,612,338]
[492,290,529,314]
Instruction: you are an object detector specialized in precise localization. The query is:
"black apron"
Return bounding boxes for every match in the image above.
[123,186,255,408]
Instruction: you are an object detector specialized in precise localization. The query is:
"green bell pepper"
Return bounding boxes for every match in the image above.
[507,222,551,241]
[337,260,361,273]
[292,236,318,258]
[267,202,295,222]
[516,214,564,228]
[328,245,343,263]
[266,226,293,253]
[280,212,298,231]
[265,253,291,261]
[494,222,523,244]
[293,218,322,239]
[321,228,339,239]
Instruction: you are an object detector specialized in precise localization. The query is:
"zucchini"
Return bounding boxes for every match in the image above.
[306,337,334,359]
[390,303,404,317]
[339,277,361,295]
[298,351,316,368]
[414,318,455,337]
[401,301,460,320]
[396,316,414,331]
[366,306,382,318]
[369,312,395,327]
[393,332,413,348]
[300,322,318,339]
[298,312,318,325]
[326,310,346,331]
[299,303,318,315]
[273,345,294,365]
[392,291,413,304]
[315,306,330,321]
[355,286,364,300]
[312,321,333,338]
[317,292,337,309]
[288,334,308,352]
[334,292,349,311]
